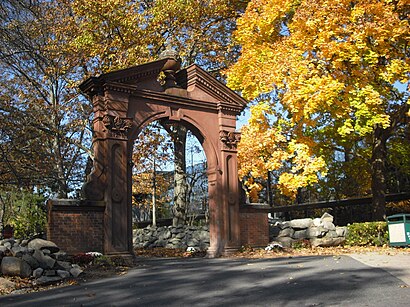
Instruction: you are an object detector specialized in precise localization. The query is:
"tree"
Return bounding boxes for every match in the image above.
[227,0,409,219]
[0,0,91,196]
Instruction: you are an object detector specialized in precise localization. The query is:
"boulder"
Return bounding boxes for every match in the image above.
[1,256,32,278]
[11,246,28,257]
[34,276,62,286]
[32,267,44,278]
[321,212,334,223]
[306,227,327,238]
[289,218,313,229]
[336,227,348,237]
[278,228,294,238]
[313,218,322,227]
[33,249,56,269]
[322,221,336,231]
[273,237,296,248]
[57,270,70,279]
[310,237,345,247]
[292,230,308,240]
[22,254,40,269]
[70,266,83,278]
[28,238,59,254]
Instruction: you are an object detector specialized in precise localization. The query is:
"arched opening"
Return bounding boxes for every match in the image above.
[130,119,209,228]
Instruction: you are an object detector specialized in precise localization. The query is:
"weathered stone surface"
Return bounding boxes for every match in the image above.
[292,230,308,240]
[289,218,313,229]
[321,212,334,223]
[34,276,62,286]
[278,228,294,237]
[33,249,56,269]
[57,270,70,279]
[56,260,71,271]
[269,226,281,238]
[11,246,28,257]
[322,221,336,231]
[313,218,322,227]
[32,267,44,278]
[0,277,16,292]
[22,254,40,269]
[310,237,345,247]
[273,237,296,248]
[28,238,59,254]
[1,257,32,278]
[44,269,56,276]
[336,227,347,237]
[306,227,327,238]
[70,267,83,278]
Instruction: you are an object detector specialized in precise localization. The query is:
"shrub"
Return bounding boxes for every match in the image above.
[345,222,388,246]
[1,189,46,239]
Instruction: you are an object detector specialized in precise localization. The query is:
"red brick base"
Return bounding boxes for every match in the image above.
[239,206,269,247]
[47,200,105,255]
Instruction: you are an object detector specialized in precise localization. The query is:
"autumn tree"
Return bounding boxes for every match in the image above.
[0,0,91,196]
[228,0,409,220]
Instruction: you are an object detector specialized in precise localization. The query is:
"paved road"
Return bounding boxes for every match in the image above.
[1,255,409,307]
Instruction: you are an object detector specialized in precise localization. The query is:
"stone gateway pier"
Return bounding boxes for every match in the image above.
[47,55,269,257]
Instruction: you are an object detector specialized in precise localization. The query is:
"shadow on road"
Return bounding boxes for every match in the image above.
[1,256,409,306]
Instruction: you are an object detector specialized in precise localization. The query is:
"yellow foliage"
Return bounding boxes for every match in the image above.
[229,0,409,199]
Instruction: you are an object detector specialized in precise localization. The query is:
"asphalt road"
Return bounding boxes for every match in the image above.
[1,255,409,307]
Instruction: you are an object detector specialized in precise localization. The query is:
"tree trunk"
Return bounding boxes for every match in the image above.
[161,121,189,226]
[371,125,389,221]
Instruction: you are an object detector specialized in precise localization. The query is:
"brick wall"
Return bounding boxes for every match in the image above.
[47,200,105,254]
[239,207,269,247]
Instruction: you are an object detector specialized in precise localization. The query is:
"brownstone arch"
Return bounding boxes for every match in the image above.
[47,56,268,258]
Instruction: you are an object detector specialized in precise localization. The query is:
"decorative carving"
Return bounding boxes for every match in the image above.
[219,130,241,150]
[102,115,133,138]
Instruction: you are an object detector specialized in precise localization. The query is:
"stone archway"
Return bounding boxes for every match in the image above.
[47,55,251,258]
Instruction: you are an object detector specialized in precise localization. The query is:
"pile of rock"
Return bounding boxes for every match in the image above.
[270,213,348,247]
[133,225,210,250]
[0,238,82,287]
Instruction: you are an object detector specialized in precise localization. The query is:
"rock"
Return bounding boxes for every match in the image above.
[322,221,336,231]
[33,249,56,269]
[32,267,44,278]
[292,230,308,240]
[11,246,28,257]
[0,277,16,292]
[336,227,347,237]
[321,212,334,223]
[159,230,171,240]
[0,246,8,256]
[70,267,83,278]
[289,218,313,229]
[56,261,71,271]
[269,226,281,238]
[34,276,62,286]
[42,249,51,256]
[310,237,345,247]
[57,270,70,279]
[278,221,291,229]
[273,237,296,248]
[52,252,68,261]
[1,256,32,278]
[28,238,59,254]
[307,227,327,238]
[313,218,322,227]
[20,239,29,247]
[326,230,339,238]
[3,242,12,249]
[278,228,294,237]
[22,254,40,269]
[44,269,56,276]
